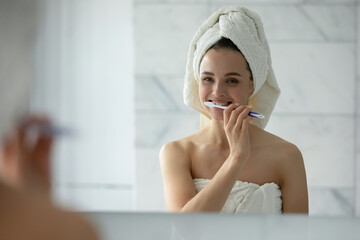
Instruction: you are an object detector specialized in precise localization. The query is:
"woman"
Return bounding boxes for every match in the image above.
[160,6,308,213]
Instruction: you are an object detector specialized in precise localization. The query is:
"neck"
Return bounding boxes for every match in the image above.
[203,119,256,146]
[202,120,228,147]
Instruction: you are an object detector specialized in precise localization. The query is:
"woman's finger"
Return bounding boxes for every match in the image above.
[225,104,245,128]
[223,103,238,125]
[231,106,251,132]
[239,115,251,137]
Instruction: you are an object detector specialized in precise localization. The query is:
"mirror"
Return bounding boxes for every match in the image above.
[134,1,359,216]
[4,0,358,216]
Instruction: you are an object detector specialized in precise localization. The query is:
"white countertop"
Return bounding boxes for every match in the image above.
[87,212,360,240]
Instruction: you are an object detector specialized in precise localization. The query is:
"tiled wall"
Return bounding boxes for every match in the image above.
[135,0,359,216]
[356,1,360,217]
[31,0,135,211]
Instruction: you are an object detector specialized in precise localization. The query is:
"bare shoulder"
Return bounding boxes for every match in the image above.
[253,126,305,184]
[272,135,303,167]
[269,133,302,161]
[253,126,302,161]
[159,132,199,166]
[159,133,202,211]
[160,139,187,158]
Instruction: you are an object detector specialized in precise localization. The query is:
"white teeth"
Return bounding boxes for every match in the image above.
[213,102,228,106]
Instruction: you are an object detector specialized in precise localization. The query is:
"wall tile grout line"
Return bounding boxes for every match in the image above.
[297,5,329,42]
[355,1,359,217]
[62,182,133,190]
[135,110,360,117]
[134,1,358,7]
[134,1,209,6]
[209,1,357,7]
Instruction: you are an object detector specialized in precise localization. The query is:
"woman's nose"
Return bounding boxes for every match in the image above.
[213,82,225,97]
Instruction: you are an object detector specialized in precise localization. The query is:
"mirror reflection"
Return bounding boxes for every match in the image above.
[136,1,358,216]
[0,0,358,217]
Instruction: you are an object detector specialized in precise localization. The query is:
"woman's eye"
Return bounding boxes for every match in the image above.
[227,79,239,84]
[202,77,213,82]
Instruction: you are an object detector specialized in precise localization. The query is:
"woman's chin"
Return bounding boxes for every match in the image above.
[210,113,224,121]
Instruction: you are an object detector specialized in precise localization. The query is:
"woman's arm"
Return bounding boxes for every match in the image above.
[279,144,308,213]
[160,141,244,212]
[160,105,253,212]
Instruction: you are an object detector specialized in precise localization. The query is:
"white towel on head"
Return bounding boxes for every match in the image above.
[183,6,280,129]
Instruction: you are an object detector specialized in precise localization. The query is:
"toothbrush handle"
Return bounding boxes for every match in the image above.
[249,112,265,119]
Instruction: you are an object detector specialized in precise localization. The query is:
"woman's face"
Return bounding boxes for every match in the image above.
[199,48,254,121]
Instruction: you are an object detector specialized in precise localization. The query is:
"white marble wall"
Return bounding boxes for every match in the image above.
[135,0,359,216]
[356,2,360,217]
[31,0,135,211]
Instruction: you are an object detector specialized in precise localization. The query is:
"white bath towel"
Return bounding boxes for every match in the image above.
[193,178,282,213]
[183,6,280,129]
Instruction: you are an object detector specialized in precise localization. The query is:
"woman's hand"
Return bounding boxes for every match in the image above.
[17,115,54,195]
[223,104,252,164]
[0,114,54,196]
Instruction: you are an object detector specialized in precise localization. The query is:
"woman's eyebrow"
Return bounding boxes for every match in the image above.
[201,71,214,76]
[224,72,242,77]
[201,71,242,77]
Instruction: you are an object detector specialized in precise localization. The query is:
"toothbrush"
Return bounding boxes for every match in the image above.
[204,102,265,119]
[20,121,74,137]
[29,124,74,137]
